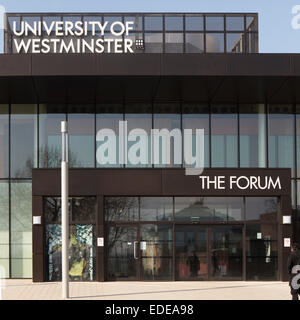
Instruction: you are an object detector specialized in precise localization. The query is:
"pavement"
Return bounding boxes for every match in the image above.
[1,280,292,300]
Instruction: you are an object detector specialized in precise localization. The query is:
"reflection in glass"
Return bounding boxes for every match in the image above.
[11,181,32,278]
[107,226,138,280]
[125,104,152,167]
[182,104,209,168]
[206,33,225,53]
[175,226,207,280]
[140,224,173,280]
[46,224,95,281]
[245,197,278,221]
[175,197,243,222]
[185,15,204,31]
[144,16,163,31]
[185,33,204,53]
[165,33,183,53]
[165,16,183,31]
[211,105,238,167]
[240,104,266,168]
[140,197,173,221]
[145,33,163,53]
[0,181,9,277]
[124,16,143,31]
[11,104,37,178]
[68,105,95,168]
[153,104,181,167]
[105,197,139,222]
[39,104,66,168]
[296,106,300,177]
[0,105,9,178]
[206,16,224,31]
[211,226,243,279]
[226,16,244,31]
[268,105,295,176]
[246,224,278,280]
[226,33,243,53]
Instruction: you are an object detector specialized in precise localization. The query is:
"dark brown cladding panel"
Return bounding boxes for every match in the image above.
[32,168,291,197]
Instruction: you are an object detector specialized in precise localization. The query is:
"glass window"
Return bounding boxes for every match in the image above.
[296,105,300,178]
[11,104,37,178]
[165,16,183,31]
[0,181,9,278]
[211,105,238,167]
[240,104,267,168]
[140,224,173,280]
[226,16,244,31]
[185,33,204,53]
[246,224,278,280]
[11,181,32,278]
[246,32,258,53]
[145,33,163,53]
[175,197,243,222]
[68,105,95,168]
[124,15,143,31]
[268,105,295,176]
[245,197,278,221]
[210,225,243,279]
[125,104,152,167]
[226,33,243,53]
[39,104,66,168]
[246,15,258,32]
[185,15,204,31]
[165,33,183,53]
[0,105,9,178]
[96,104,123,168]
[205,16,224,31]
[206,33,224,53]
[140,197,173,221]
[144,16,163,31]
[182,104,209,168]
[103,16,122,32]
[153,104,181,167]
[104,197,139,222]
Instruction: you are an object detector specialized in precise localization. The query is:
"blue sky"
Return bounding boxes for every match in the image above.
[0,0,299,53]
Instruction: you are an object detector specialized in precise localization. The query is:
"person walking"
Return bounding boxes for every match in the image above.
[288,243,300,300]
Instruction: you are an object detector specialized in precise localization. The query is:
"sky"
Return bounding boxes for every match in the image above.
[0,0,299,53]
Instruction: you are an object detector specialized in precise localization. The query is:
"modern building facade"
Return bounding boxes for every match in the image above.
[0,12,298,282]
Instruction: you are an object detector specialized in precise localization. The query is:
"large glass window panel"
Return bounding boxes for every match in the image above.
[205,16,224,31]
[211,105,238,167]
[226,33,243,53]
[103,16,122,32]
[46,224,96,281]
[145,33,163,53]
[226,16,244,31]
[268,105,295,176]
[0,105,9,178]
[11,104,37,178]
[240,104,267,168]
[211,226,243,279]
[182,104,209,168]
[140,197,173,221]
[39,104,66,168]
[245,197,278,222]
[175,197,243,222]
[124,15,143,31]
[165,16,183,31]
[185,33,204,53]
[144,16,163,31]
[140,224,173,280]
[11,181,32,278]
[125,104,152,167]
[185,15,204,31]
[206,33,225,52]
[0,181,9,278]
[246,224,278,280]
[153,104,181,167]
[165,33,183,53]
[96,104,123,167]
[68,105,95,168]
[175,226,207,280]
[104,197,139,222]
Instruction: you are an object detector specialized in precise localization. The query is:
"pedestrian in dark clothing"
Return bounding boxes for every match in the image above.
[287,243,300,301]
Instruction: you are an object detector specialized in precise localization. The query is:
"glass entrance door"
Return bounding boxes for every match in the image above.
[175,225,208,280]
[107,225,139,280]
[210,225,243,280]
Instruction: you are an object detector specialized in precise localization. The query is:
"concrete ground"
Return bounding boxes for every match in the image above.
[1,280,292,300]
